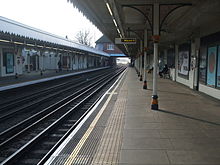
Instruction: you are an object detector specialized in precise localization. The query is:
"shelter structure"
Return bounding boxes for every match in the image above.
[0,16,110,77]
[68,0,220,101]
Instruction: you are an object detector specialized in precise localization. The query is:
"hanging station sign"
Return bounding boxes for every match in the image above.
[115,38,136,44]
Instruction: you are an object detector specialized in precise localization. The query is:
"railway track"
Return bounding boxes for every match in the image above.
[0,66,126,165]
[0,67,111,112]
[0,68,118,132]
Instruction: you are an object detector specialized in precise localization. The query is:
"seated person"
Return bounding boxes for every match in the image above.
[159,64,168,78]
[148,67,153,73]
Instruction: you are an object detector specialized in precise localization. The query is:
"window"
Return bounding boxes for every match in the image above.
[207,46,217,87]
[3,50,14,74]
[199,32,220,88]
[107,44,114,50]
[96,44,103,50]
[217,46,220,87]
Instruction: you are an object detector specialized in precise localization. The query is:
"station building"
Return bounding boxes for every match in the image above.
[95,35,127,66]
[0,16,110,77]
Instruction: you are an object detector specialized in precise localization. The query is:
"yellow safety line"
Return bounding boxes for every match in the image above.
[64,71,126,165]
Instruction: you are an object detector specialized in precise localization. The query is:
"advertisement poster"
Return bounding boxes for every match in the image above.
[178,51,189,75]
[207,46,217,86]
[6,53,14,73]
[217,46,220,87]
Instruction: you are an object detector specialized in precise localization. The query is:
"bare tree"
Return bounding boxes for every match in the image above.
[75,29,92,46]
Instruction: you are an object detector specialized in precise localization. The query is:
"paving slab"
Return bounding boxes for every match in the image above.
[46,67,220,165]
[118,68,220,165]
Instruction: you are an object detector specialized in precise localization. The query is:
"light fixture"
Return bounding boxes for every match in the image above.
[26,43,35,47]
[113,19,118,28]
[13,41,23,45]
[0,39,10,43]
[117,28,120,34]
[105,1,123,38]
[106,2,113,16]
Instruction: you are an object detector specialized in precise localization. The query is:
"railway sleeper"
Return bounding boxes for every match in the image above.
[19,158,40,165]
[29,133,40,137]
[57,128,69,132]
[61,124,75,129]
[82,105,92,109]
[69,103,77,107]
[66,119,77,123]
[80,107,90,111]
[42,141,56,146]
[4,148,18,153]
[62,123,73,127]
[67,106,75,109]
[32,150,49,155]
[36,127,46,131]
[49,133,64,138]
[0,157,5,162]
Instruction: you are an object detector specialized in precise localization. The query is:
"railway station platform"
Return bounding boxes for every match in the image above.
[45,67,220,165]
[0,67,109,91]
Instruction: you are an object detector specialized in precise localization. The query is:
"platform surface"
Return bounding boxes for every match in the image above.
[46,67,220,165]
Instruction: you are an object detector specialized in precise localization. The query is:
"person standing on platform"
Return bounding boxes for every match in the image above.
[58,60,62,71]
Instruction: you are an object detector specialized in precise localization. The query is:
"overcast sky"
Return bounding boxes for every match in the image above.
[0,0,102,47]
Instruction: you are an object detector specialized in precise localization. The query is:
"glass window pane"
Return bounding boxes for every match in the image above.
[217,46,220,87]
[207,46,217,86]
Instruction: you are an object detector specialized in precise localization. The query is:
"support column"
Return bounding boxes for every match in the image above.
[14,46,18,78]
[151,3,160,110]
[135,58,136,68]
[27,52,30,73]
[174,44,178,81]
[164,49,168,65]
[135,58,138,73]
[40,50,44,75]
[193,38,200,90]
[36,55,39,71]
[143,29,148,89]
[139,40,143,81]
[137,55,140,76]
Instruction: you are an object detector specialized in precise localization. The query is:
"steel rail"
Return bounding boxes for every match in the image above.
[0,69,119,145]
[37,68,126,165]
[0,68,111,112]
[0,68,115,122]
[0,67,125,165]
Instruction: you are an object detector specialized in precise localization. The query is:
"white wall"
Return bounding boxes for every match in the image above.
[199,84,220,99]
[172,39,220,100]
[15,48,23,75]
[84,56,87,69]
[72,55,78,70]
[174,43,195,89]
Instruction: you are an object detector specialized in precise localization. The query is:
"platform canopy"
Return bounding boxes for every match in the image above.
[68,0,220,57]
[0,16,110,57]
